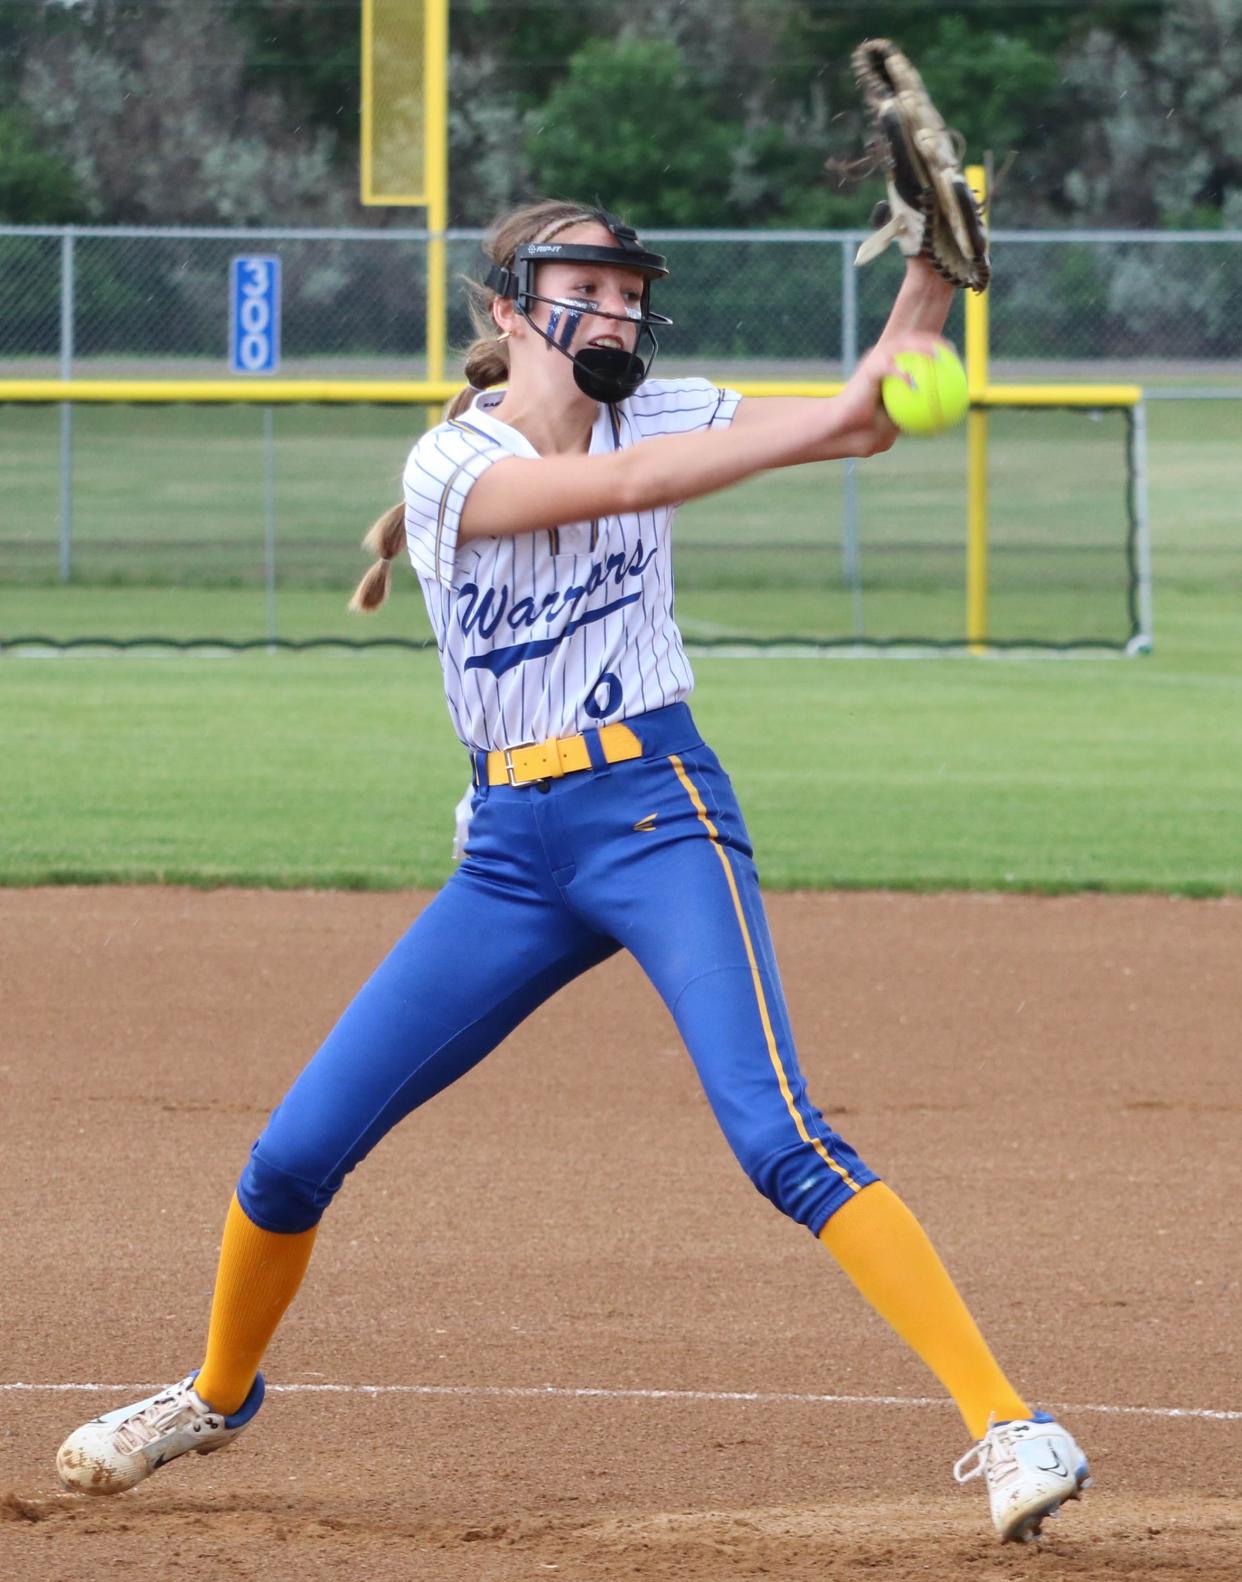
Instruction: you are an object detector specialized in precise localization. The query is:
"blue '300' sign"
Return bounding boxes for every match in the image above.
[229,255,281,374]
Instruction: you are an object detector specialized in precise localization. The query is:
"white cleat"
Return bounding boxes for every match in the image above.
[56,1371,265,1495]
[953,1411,1091,1543]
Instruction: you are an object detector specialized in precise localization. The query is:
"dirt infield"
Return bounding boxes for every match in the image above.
[2,887,1239,1581]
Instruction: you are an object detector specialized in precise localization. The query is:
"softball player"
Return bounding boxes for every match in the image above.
[57,200,1088,1544]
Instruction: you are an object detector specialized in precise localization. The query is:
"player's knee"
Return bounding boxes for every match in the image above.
[741,1133,875,1233]
[236,1140,343,1234]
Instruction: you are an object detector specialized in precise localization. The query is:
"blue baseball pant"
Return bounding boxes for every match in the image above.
[238,704,877,1236]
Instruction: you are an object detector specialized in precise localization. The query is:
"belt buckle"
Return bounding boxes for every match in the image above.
[503,743,539,787]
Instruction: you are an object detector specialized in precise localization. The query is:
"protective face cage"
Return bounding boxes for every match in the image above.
[483,210,672,404]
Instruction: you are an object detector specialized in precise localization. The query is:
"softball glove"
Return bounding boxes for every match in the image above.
[852,37,990,293]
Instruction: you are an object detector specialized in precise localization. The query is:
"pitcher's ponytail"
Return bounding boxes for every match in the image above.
[445,333,511,420]
[348,501,407,612]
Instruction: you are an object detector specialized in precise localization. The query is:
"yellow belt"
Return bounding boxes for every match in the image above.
[482,723,643,787]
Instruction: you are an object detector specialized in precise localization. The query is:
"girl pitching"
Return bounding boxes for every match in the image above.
[57,200,1088,1544]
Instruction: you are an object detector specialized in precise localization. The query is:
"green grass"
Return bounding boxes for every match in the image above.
[0,585,430,645]
[3,579,1240,893]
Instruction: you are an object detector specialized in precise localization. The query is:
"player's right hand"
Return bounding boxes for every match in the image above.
[836,334,955,455]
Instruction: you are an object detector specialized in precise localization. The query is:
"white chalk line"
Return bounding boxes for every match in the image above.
[2,1381,1240,1423]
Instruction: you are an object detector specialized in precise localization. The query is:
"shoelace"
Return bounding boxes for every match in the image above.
[952,1414,1019,1486]
[112,1384,214,1453]
[952,1430,993,1484]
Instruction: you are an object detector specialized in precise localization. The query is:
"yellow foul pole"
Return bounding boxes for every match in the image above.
[424,0,449,383]
[360,0,450,384]
[359,0,376,202]
[964,164,989,651]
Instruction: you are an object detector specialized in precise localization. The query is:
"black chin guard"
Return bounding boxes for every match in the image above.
[482,209,672,404]
[571,345,647,404]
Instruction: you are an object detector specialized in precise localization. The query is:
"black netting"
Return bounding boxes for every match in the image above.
[0,398,1153,653]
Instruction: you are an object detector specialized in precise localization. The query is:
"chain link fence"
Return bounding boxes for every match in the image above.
[0,399,1148,652]
[2,225,1241,383]
[3,224,1238,651]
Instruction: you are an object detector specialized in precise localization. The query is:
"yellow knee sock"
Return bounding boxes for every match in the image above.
[818,1181,1029,1440]
[194,1193,318,1415]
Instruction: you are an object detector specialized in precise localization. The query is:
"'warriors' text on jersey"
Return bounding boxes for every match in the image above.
[404,377,740,751]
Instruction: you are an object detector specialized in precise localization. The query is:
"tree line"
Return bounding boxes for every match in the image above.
[1,0,1238,231]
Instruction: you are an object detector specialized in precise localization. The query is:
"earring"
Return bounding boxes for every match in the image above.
[497,330,511,341]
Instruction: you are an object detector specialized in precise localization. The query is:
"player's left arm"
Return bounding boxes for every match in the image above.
[730,256,954,435]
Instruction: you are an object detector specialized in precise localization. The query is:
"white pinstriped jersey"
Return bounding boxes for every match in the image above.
[403,377,741,752]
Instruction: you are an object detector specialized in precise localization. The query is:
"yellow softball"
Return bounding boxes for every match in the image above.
[881,345,970,436]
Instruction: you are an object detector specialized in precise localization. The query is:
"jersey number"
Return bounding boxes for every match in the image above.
[583,671,623,720]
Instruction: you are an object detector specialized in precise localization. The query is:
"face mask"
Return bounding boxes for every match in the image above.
[482,216,673,405]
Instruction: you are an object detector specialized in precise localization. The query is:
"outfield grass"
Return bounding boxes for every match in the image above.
[4,577,1240,894]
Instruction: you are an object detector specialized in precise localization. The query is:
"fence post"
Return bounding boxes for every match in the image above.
[58,228,75,583]
[1129,400,1154,654]
[263,406,278,652]
[840,235,864,638]
[965,165,990,652]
